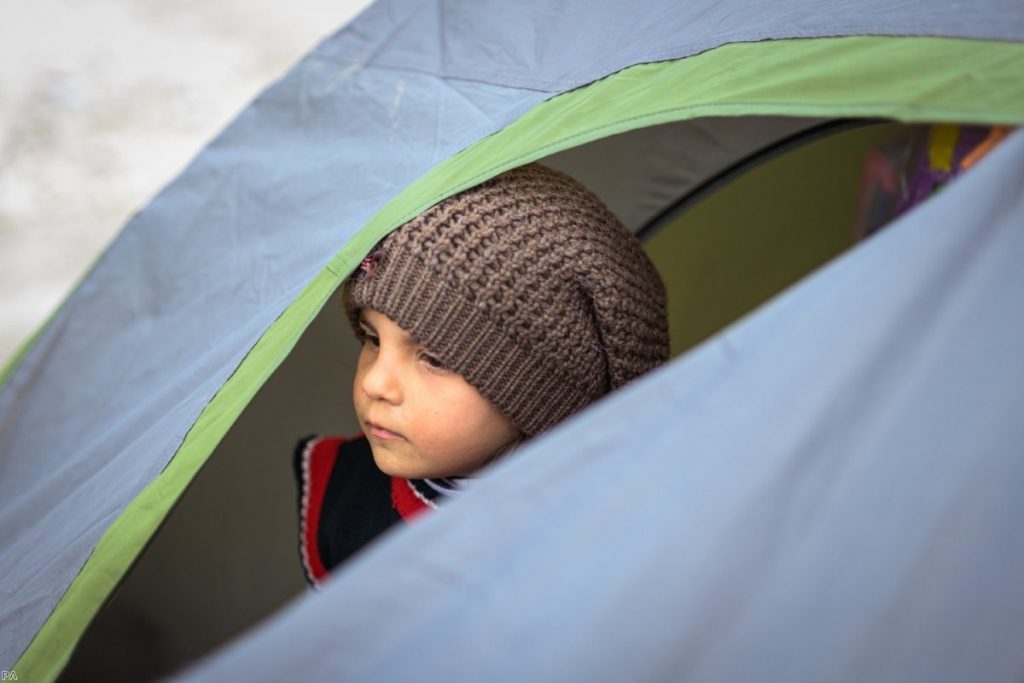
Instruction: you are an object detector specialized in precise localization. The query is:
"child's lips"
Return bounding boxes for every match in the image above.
[366,420,404,441]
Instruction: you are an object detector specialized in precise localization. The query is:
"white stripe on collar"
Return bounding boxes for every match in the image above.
[422,476,468,497]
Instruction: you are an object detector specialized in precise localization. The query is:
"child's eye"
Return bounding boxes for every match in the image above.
[358,329,380,347]
[420,352,448,372]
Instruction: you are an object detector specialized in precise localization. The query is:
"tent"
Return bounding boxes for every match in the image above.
[1,0,1022,680]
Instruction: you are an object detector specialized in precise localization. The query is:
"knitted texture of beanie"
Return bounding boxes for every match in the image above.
[344,163,669,437]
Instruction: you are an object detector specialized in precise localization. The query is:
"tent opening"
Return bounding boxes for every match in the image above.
[59,116,968,682]
[640,120,909,355]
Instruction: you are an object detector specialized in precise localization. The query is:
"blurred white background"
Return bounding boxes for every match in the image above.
[0,0,373,369]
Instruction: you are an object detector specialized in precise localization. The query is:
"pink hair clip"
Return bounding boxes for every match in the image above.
[353,246,384,281]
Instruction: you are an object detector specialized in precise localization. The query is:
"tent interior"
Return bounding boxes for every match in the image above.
[60,116,912,681]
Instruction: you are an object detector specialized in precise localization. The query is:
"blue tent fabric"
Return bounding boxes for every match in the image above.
[2,0,1023,673]
[177,132,1024,682]
[325,0,1024,94]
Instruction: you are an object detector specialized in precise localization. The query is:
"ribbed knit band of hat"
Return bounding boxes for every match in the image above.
[344,163,669,437]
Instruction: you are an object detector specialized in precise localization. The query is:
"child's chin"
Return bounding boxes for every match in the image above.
[369,445,422,479]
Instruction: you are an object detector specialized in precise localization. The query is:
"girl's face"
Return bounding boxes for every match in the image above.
[352,308,519,479]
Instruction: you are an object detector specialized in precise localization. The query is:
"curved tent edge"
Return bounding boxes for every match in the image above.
[14,34,1023,681]
[332,36,1023,267]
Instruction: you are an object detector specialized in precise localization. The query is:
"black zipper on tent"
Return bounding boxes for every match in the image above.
[637,118,882,242]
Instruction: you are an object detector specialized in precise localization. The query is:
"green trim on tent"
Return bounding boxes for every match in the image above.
[339,35,1023,248]
[15,35,1024,680]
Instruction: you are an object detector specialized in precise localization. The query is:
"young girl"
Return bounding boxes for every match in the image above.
[295,163,669,586]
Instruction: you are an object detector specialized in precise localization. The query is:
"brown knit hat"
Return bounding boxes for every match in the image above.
[344,163,669,437]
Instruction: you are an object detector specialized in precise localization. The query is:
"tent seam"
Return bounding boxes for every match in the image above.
[314,32,1022,94]
[308,52,561,94]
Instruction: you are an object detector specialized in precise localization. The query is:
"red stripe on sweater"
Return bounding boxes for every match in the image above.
[300,436,344,585]
[391,476,434,521]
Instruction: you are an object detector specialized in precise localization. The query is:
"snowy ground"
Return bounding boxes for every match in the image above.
[0,0,372,368]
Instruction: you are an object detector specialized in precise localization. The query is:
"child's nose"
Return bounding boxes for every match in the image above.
[360,353,402,404]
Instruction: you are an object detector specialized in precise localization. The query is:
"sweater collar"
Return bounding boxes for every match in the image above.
[407,475,469,504]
